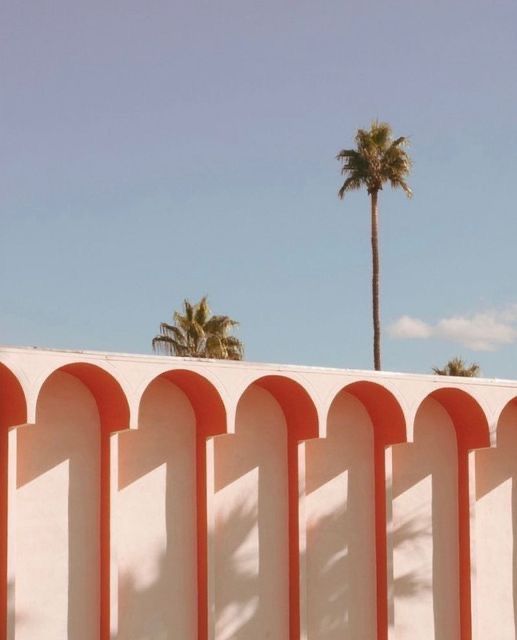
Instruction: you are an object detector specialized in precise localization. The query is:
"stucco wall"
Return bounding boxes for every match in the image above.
[1,347,517,640]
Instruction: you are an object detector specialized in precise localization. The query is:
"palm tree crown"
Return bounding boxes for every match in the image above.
[337,121,412,371]
[336,121,412,198]
[152,296,244,360]
[432,357,480,377]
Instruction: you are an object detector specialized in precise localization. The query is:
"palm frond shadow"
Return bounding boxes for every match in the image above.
[113,498,260,640]
[305,507,431,639]
[210,499,261,639]
[7,580,30,639]
[306,505,357,638]
[113,491,432,639]
[391,514,433,601]
[117,567,176,640]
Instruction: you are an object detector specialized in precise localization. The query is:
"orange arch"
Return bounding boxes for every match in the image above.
[35,363,130,640]
[236,374,319,440]
[414,388,490,640]
[495,397,517,443]
[36,362,130,432]
[0,363,28,636]
[418,387,490,450]
[138,369,226,640]
[139,369,227,439]
[327,380,406,640]
[235,375,319,640]
[326,380,406,443]
[0,363,27,430]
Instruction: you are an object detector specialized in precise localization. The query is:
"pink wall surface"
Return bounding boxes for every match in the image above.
[305,391,376,639]
[1,346,517,640]
[12,371,100,640]
[112,378,197,639]
[213,386,289,640]
[389,399,460,640]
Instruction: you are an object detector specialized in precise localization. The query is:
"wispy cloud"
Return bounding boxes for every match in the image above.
[389,306,517,351]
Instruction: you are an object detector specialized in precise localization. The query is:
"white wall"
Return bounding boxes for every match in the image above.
[472,403,517,640]
[389,398,460,640]
[305,391,377,640]
[113,378,197,640]
[212,386,289,640]
[12,371,100,639]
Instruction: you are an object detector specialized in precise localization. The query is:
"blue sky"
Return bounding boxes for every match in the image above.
[1,0,516,377]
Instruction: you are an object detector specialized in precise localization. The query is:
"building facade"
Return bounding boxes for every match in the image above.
[0,346,516,639]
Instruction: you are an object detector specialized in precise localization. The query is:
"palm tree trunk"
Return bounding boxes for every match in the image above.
[371,190,381,370]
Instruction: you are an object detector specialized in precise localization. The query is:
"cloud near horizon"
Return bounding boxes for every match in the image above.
[389,306,517,351]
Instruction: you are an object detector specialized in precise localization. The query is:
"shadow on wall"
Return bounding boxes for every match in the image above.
[305,391,378,639]
[111,480,432,640]
[115,378,197,639]
[113,497,258,640]
[212,385,289,640]
[13,371,100,640]
[304,391,430,640]
[390,509,432,601]
[210,499,260,640]
[473,399,517,639]
[11,373,517,640]
[112,390,431,640]
[7,580,31,638]
[390,397,464,640]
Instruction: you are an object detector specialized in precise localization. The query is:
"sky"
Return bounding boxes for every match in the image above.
[1,0,516,378]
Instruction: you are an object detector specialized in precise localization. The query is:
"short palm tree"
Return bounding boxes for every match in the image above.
[432,357,480,377]
[153,296,244,360]
[337,121,412,371]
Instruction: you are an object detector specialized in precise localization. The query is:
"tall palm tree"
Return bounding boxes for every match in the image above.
[337,121,412,371]
[432,357,480,377]
[152,296,244,360]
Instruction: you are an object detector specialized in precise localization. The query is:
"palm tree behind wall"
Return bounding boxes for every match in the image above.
[337,121,412,370]
[432,357,480,377]
[152,296,244,360]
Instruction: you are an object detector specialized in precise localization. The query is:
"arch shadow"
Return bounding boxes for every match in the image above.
[21,363,129,640]
[305,388,377,639]
[322,381,406,640]
[127,370,226,640]
[411,388,489,640]
[213,374,318,640]
[0,364,28,637]
[471,397,517,639]
[251,375,318,640]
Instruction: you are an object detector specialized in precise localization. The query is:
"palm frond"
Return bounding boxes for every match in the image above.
[369,121,392,149]
[391,136,409,148]
[152,335,190,356]
[336,148,361,161]
[152,297,243,360]
[205,315,239,334]
[204,335,226,359]
[338,175,364,199]
[195,296,210,326]
[338,121,412,199]
[223,336,244,360]
[158,323,186,343]
[433,357,480,377]
[390,178,413,198]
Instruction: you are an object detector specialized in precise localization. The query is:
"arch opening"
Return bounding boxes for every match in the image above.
[0,364,28,637]
[128,369,227,640]
[12,363,129,640]
[322,380,406,640]
[471,396,517,639]
[213,375,318,640]
[0,363,27,430]
[391,388,489,640]
[114,376,197,639]
[305,388,377,639]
